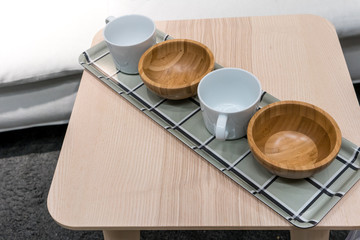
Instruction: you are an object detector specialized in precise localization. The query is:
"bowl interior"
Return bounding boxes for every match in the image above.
[140,39,214,88]
[250,102,340,170]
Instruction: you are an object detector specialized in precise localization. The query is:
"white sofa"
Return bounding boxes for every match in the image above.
[1,0,359,132]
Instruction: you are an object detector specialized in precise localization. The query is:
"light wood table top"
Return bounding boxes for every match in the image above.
[48,15,360,236]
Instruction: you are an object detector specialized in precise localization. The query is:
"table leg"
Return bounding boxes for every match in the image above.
[103,230,140,240]
[290,229,329,240]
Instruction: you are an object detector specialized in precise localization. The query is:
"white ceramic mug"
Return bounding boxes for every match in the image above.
[197,68,262,140]
[103,15,156,74]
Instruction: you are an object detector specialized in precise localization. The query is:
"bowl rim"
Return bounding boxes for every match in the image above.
[247,100,342,172]
[138,38,215,90]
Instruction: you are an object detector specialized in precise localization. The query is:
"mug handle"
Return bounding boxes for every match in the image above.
[215,114,228,140]
[105,16,116,24]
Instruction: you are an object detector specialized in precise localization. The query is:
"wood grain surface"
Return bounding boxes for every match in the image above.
[48,15,360,230]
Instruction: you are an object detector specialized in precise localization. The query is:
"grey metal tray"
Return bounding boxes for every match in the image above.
[79,30,360,228]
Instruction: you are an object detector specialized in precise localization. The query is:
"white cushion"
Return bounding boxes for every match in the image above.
[0,74,80,132]
[1,0,359,132]
[2,0,359,88]
[1,0,359,87]
[0,0,107,132]
[0,0,107,87]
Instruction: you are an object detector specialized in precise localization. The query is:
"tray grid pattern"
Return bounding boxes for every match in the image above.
[79,30,360,228]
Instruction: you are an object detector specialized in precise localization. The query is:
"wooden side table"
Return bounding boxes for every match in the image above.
[48,15,360,240]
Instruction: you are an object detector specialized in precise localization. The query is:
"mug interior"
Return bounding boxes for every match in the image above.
[198,68,262,113]
[104,15,155,46]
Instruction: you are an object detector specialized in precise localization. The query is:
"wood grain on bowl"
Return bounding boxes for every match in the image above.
[247,101,342,179]
[138,39,214,100]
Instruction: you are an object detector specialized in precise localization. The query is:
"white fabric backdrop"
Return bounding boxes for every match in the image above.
[0,0,359,132]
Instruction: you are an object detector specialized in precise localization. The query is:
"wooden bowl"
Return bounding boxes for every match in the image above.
[247,101,342,179]
[138,39,214,100]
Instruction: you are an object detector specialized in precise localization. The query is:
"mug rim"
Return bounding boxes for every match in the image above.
[103,14,156,47]
[197,67,262,114]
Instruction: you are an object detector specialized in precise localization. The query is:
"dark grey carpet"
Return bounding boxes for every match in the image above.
[0,125,352,240]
